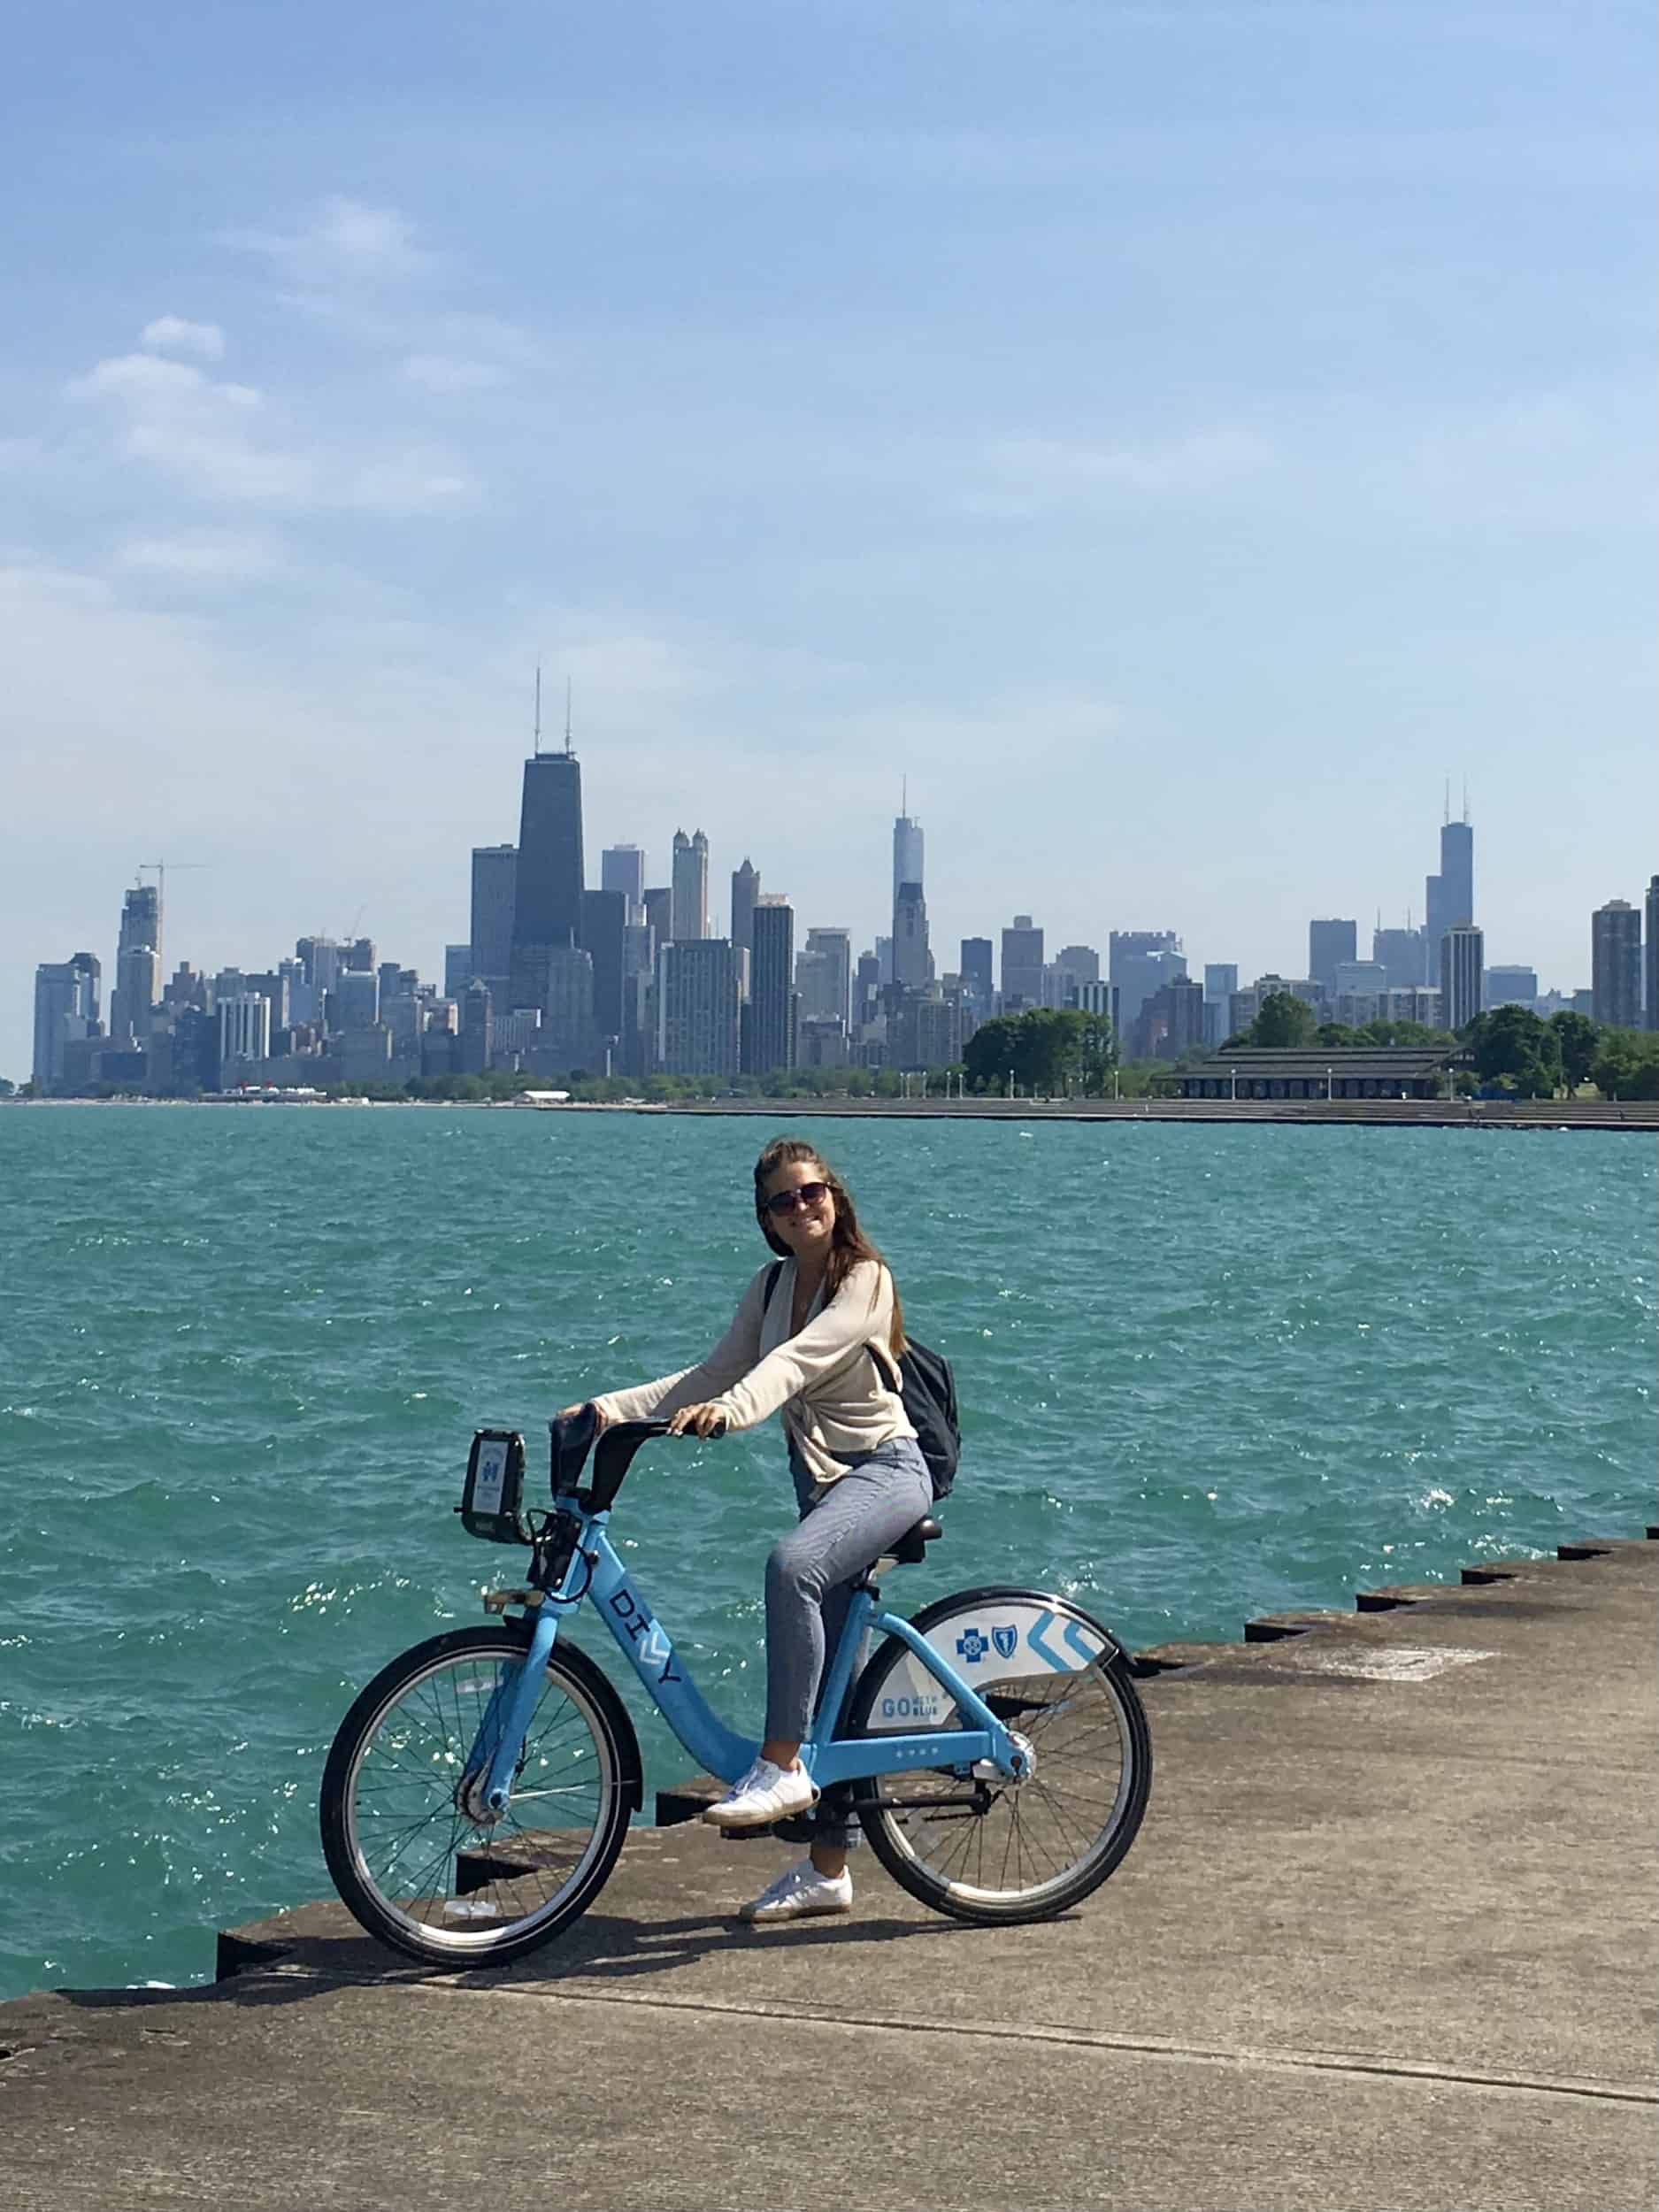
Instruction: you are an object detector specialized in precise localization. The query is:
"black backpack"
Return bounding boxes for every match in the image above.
[764,1262,961,1500]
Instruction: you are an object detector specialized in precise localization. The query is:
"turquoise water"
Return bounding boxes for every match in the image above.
[1,1104,1652,1999]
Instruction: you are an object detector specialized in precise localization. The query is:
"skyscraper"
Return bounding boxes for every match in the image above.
[110,884,161,1045]
[1591,899,1642,1027]
[470,845,517,995]
[458,979,493,1075]
[1309,919,1357,994]
[601,844,646,924]
[1374,925,1431,988]
[893,885,933,989]
[1078,979,1119,1032]
[1425,808,1475,947]
[580,887,627,1043]
[959,939,994,1009]
[642,886,672,946]
[1202,963,1239,1046]
[889,987,961,1071]
[730,859,760,956]
[854,949,882,1031]
[1647,877,1659,1031]
[800,928,852,1025]
[1110,931,1185,1028]
[509,730,584,1012]
[219,993,272,1068]
[660,939,741,1076]
[671,829,710,943]
[540,944,595,1068]
[333,969,380,1030]
[1484,966,1539,1010]
[746,901,795,1076]
[1138,975,1205,1059]
[1440,925,1484,1030]
[619,921,655,1073]
[892,809,924,911]
[32,953,100,1093]
[1001,916,1045,1008]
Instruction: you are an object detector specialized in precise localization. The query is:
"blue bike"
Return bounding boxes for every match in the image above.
[319,1419,1152,1964]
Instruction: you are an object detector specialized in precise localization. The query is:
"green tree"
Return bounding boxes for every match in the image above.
[964,1016,1020,1093]
[1467,1005,1561,1097]
[1074,1018,1117,1095]
[1010,1009,1088,1094]
[1549,1010,1601,1090]
[1590,1033,1659,1101]
[1251,992,1317,1048]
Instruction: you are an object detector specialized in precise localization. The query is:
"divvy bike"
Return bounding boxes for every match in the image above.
[319,1418,1152,1965]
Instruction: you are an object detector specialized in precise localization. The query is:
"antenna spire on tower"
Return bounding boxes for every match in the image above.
[565,676,573,757]
[533,664,542,752]
[1462,777,1470,824]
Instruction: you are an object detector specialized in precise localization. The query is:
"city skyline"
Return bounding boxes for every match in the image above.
[3,4,1652,1076]
[27,748,1658,1091]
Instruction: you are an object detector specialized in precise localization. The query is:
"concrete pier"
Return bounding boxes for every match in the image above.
[2,1536,1653,2211]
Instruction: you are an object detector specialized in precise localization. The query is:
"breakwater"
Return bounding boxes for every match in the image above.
[1,1104,1651,2001]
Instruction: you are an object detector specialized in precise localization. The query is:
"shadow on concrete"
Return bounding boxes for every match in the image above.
[55,1891,994,2019]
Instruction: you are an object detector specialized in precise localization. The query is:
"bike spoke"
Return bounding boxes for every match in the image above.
[867,1647,1144,1909]
[339,1642,618,1954]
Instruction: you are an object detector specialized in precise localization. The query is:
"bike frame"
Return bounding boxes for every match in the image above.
[471,1500,1019,1816]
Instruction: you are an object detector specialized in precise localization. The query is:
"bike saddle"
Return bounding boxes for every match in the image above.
[887,1517,943,1566]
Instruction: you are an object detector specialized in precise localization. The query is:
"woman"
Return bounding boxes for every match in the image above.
[564,1137,933,1924]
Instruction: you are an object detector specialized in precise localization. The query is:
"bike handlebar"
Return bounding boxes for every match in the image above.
[575,1415,725,1516]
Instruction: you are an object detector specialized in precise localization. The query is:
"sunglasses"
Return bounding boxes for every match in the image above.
[763,1180,830,1218]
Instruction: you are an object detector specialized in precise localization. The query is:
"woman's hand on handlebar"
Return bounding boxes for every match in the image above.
[558,1400,609,1432]
[665,1402,729,1439]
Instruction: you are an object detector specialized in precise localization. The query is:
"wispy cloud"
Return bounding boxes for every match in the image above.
[140,316,226,362]
[224,196,428,283]
[67,350,311,503]
[65,332,479,516]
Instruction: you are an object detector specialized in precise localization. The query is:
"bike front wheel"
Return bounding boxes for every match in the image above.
[319,1624,640,1967]
[846,1585,1151,1925]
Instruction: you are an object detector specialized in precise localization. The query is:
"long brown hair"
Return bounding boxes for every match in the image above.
[753,1136,906,1357]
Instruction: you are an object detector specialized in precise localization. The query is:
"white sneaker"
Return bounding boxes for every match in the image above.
[703,1757,820,1830]
[738,1859,853,1924]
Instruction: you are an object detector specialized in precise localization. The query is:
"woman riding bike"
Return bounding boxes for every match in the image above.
[563,1136,930,1924]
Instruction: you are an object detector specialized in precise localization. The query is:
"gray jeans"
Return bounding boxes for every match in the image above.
[767,1435,934,1849]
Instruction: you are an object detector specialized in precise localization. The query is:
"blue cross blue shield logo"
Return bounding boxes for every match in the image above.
[955,1627,989,1664]
[992,1624,1019,1661]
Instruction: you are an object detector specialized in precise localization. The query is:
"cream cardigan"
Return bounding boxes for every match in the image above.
[591,1256,914,1486]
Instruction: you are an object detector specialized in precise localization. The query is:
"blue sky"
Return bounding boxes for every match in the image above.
[3,0,1653,1075]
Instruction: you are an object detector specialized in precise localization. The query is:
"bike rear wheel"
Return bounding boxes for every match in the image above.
[847,1586,1151,1924]
[319,1624,639,1966]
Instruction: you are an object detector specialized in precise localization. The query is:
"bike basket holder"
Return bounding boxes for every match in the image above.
[457,1428,532,1543]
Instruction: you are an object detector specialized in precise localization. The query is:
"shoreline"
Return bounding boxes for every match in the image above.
[7,1094,1656,1131]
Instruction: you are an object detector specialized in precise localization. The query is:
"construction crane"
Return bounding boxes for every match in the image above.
[137,860,207,961]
